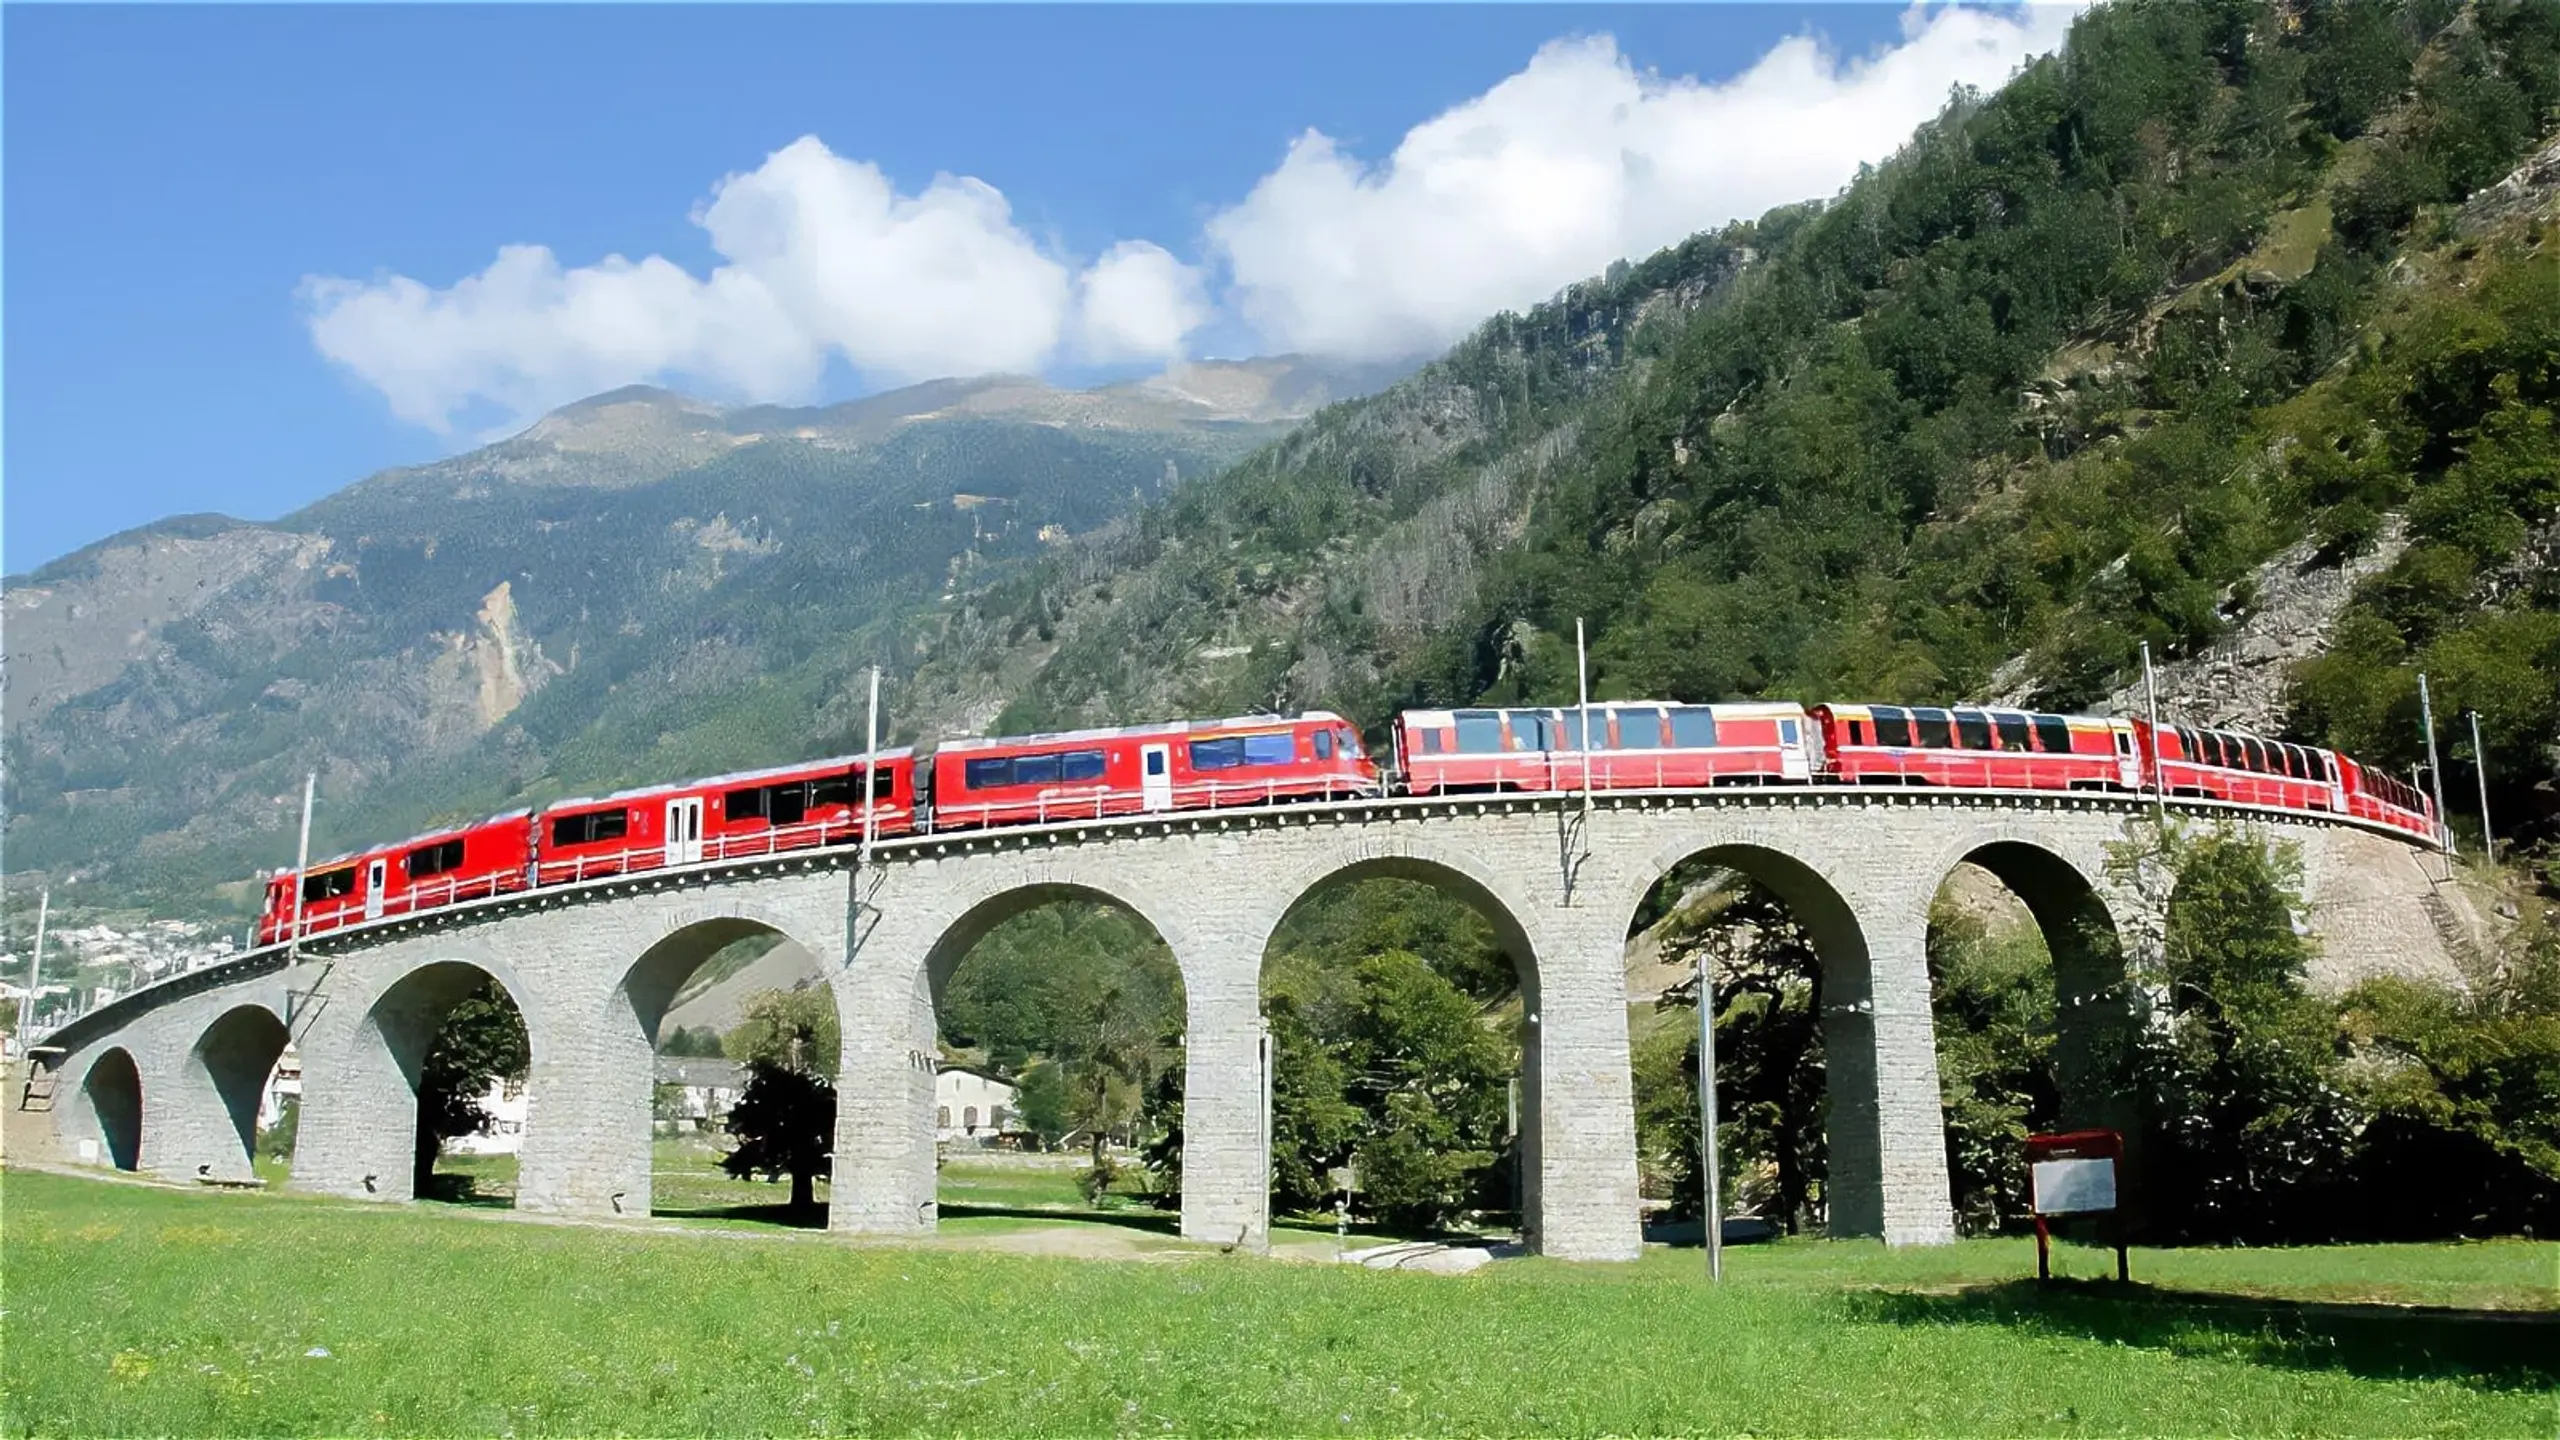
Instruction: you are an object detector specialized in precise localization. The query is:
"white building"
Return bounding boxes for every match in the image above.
[445,1074,531,1155]
[260,1046,302,1130]
[654,1057,748,1131]
[935,1064,1019,1144]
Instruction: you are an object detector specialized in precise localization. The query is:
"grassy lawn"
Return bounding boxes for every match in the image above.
[3,1168,2551,1437]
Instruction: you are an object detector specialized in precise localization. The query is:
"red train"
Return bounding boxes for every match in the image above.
[931,712,1376,829]
[252,697,2442,947]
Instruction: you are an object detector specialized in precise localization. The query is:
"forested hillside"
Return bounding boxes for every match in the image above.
[917,0,2559,848]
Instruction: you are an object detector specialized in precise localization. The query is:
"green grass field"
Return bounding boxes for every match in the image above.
[3,1167,2551,1436]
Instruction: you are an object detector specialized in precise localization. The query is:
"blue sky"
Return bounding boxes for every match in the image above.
[4,4,2077,574]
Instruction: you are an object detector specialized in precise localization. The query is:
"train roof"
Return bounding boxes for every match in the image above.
[1815,701,2122,726]
[542,749,917,813]
[933,712,1349,755]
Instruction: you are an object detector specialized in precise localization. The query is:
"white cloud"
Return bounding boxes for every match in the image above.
[1205,3,2084,361]
[305,5,2082,433]
[1074,241,1212,365]
[303,137,1201,434]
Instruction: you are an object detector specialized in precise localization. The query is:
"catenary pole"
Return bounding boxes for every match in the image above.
[1699,947,1723,1283]
[25,888,49,1038]
[1576,618,1594,834]
[288,771,316,950]
[861,666,882,865]
[2418,673,2452,856]
[2468,711,2495,862]
[2140,642,2167,826]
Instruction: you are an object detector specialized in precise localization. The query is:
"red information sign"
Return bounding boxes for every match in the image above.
[2025,1129,2128,1282]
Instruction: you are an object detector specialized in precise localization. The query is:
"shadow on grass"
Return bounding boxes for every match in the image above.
[1856,1278,2558,1391]
[938,1202,1181,1236]
[653,1202,830,1229]
[416,1173,515,1209]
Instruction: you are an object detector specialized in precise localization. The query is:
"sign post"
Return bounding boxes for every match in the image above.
[2026,1129,2127,1283]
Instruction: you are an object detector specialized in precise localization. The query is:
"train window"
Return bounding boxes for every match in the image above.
[1014,753,1064,785]
[406,839,465,879]
[1618,710,1667,749]
[551,809,629,847]
[1314,730,1333,759]
[2030,715,2071,753]
[1415,729,1443,755]
[811,776,856,808]
[1190,738,1243,770]
[1551,712,1590,751]
[727,786,767,820]
[964,756,1012,789]
[1847,720,1868,745]
[1453,712,1507,755]
[1667,707,1719,748]
[1954,711,1994,751]
[301,867,357,902]
[1059,750,1107,782]
[768,785,808,826]
[1873,708,1913,748]
[1339,728,1364,758]
[2242,737,2268,772]
[1991,714,2030,751]
[1243,733,1296,766]
[1913,709,1956,748]
[870,767,897,801]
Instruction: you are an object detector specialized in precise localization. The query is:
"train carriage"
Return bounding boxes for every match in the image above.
[929,712,1376,830]
[256,812,534,945]
[1395,702,1813,794]
[2131,718,2347,816]
[536,750,918,884]
[1813,703,2140,791]
[2333,753,2444,845]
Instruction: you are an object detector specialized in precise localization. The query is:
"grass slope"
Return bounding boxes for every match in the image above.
[4,1169,2551,1436]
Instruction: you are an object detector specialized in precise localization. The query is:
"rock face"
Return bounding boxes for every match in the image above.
[4,362,1393,914]
[2097,518,2413,734]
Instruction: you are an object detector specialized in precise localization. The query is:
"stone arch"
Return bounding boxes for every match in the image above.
[178,1003,292,1180]
[606,914,834,1221]
[919,878,1191,1188]
[1613,838,1873,1237]
[1922,837,2136,1135]
[1250,838,1548,1243]
[297,954,535,1205]
[82,1046,144,1172]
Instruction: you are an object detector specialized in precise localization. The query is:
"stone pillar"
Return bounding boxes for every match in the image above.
[830,907,940,1236]
[1524,903,1642,1260]
[1176,957,1266,1250]
[511,961,647,1219]
[292,980,424,1203]
[1826,914,1955,1245]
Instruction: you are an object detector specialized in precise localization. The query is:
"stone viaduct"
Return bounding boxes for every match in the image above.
[9,788,2467,1260]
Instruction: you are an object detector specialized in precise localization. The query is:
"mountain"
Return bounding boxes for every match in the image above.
[2,358,1392,912]
[900,0,2559,846]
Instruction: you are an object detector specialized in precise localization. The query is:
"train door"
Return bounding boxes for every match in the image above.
[1141,744,1173,811]
[665,797,704,865]
[2114,726,2141,790]
[363,857,388,921]
[1777,716,1810,782]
